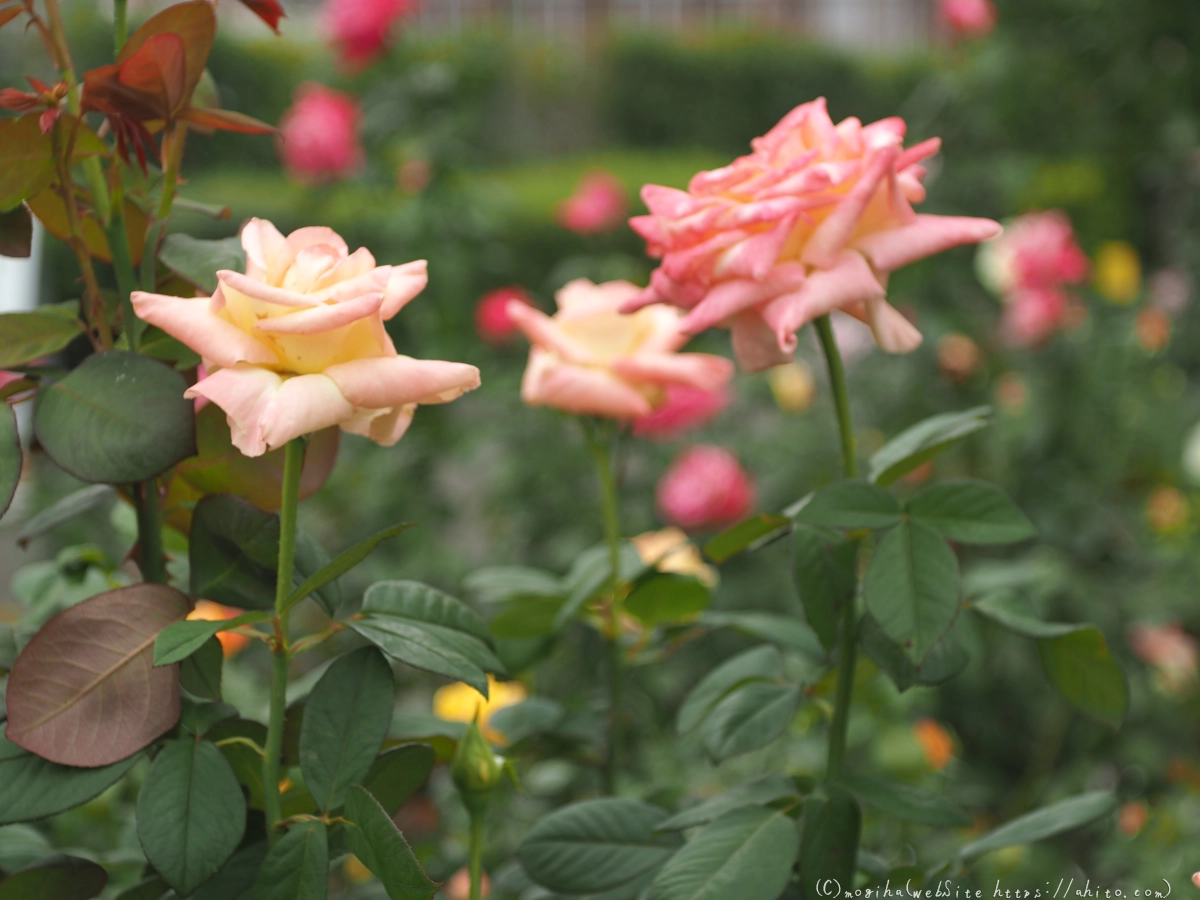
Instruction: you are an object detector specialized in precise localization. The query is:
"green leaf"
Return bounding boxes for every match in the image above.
[487,594,566,639]
[970,593,1081,638]
[0,856,107,900]
[701,682,800,763]
[869,406,992,487]
[192,843,268,900]
[626,574,710,627]
[859,616,969,692]
[0,403,19,520]
[518,798,677,895]
[136,739,247,896]
[0,304,82,369]
[906,480,1036,545]
[361,744,436,815]
[114,876,171,900]
[208,719,268,810]
[1038,628,1128,729]
[179,699,238,739]
[677,645,782,735]
[300,647,394,812]
[863,520,959,664]
[343,784,438,900]
[155,611,269,665]
[282,523,413,615]
[792,481,902,531]
[0,114,55,211]
[657,775,802,832]
[647,806,797,900]
[251,820,327,900]
[180,635,224,701]
[699,612,824,657]
[834,774,970,827]
[34,352,196,484]
[554,542,647,631]
[158,234,246,295]
[792,525,856,652]
[959,792,1116,861]
[798,787,861,900]
[0,736,139,826]
[15,484,115,549]
[462,566,563,603]
[703,515,791,563]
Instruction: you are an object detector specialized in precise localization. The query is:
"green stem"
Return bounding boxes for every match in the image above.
[113,0,127,53]
[814,315,859,779]
[468,810,485,900]
[586,421,624,795]
[263,438,306,843]
[134,480,166,583]
[105,184,141,352]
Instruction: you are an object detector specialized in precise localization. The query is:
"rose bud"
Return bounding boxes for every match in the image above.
[278,83,364,185]
[939,0,997,38]
[656,445,755,531]
[557,171,628,235]
[451,718,504,815]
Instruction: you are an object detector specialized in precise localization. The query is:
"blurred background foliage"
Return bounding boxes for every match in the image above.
[3,0,1200,894]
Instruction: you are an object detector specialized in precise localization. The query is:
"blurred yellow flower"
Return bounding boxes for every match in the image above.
[433,675,527,745]
[767,361,816,413]
[344,855,373,884]
[1146,486,1188,534]
[632,527,717,587]
[187,600,250,657]
[913,718,955,771]
[1094,241,1141,304]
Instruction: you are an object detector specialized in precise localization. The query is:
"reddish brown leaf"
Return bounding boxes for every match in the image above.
[0,88,41,112]
[238,0,285,32]
[120,32,189,118]
[4,584,190,767]
[118,0,215,104]
[26,187,147,264]
[0,5,23,29]
[182,106,276,135]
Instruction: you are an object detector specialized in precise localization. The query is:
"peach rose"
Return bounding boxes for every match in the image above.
[625,98,1001,372]
[132,219,480,457]
[509,278,734,419]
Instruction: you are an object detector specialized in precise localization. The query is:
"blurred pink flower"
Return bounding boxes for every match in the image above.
[1001,287,1067,348]
[476,286,533,345]
[939,0,996,37]
[978,211,1089,296]
[657,445,754,530]
[632,383,731,440]
[322,0,413,67]
[626,98,1000,372]
[557,171,629,235]
[1192,872,1200,889]
[278,83,364,184]
[1130,623,1198,694]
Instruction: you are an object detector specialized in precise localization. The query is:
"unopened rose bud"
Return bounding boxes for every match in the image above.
[451,718,504,814]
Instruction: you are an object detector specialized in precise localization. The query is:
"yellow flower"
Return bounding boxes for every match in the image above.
[1094,241,1141,304]
[913,718,955,771]
[767,361,816,413]
[632,527,717,587]
[433,675,527,745]
[344,855,373,884]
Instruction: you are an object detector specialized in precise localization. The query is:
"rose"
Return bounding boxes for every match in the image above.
[278,83,364,184]
[557,171,629,235]
[976,210,1089,296]
[1001,286,1068,348]
[132,218,480,457]
[625,98,1001,372]
[508,278,733,419]
[322,0,413,67]
[939,0,997,37]
[1129,623,1198,694]
[631,383,730,440]
[475,286,534,345]
[656,445,754,530]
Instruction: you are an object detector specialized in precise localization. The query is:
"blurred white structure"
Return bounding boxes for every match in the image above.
[0,221,39,315]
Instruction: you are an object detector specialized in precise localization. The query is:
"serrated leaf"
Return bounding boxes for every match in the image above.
[798,787,860,899]
[834,774,970,827]
[300,647,394,812]
[793,481,902,530]
[703,515,791,563]
[906,480,1036,545]
[792,525,856,651]
[657,775,802,832]
[0,304,82,369]
[677,646,782,735]
[1038,628,1128,729]
[518,798,677,895]
[0,114,55,211]
[626,574,710,627]
[361,744,435,815]
[136,739,246,896]
[344,784,437,900]
[701,682,799,763]
[155,611,269,665]
[251,820,327,900]
[0,736,139,826]
[158,234,246,295]
[282,523,412,615]
[959,792,1116,861]
[869,406,991,487]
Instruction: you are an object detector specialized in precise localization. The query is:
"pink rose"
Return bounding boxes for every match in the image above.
[625,98,1001,372]
[939,0,997,37]
[476,286,533,345]
[1130,622,1198,694]
[322,0,413,67]
[278,83,364,184]
[657,445,754,530]
[632,384,731,440]
[557,171,629,235]
[132,219,480,457]
[509,278,734,420]
[978,210,1089,296]
[1001,287,1067,348]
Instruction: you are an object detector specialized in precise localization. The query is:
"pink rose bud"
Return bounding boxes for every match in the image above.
[322,0,414,67]
[939,0,997,37]
[278,83,364,185]
[627,98,1000,372]
[632,383,731,441]
[1001,286,1067,348]
[557,171,629,235]
[476,286,534,345]
[657,445,754,531]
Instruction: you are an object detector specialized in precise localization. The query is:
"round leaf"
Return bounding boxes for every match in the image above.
[34,351,196,484]
[0,736,140,825]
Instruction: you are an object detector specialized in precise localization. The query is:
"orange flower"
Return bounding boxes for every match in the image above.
[187,600,250,656]
[1146,486,1188,534]
[913,718,954,771]
[1117,801,1148,836]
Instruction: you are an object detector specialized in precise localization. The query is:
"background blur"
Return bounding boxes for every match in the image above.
[3,0,1200,895]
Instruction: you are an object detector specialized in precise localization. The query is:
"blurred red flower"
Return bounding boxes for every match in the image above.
[633,384,731,441]
[475,286,533,344]
[939,0,996,37]
[557,171,628,235]
[1001,286,1067,348]
[277,83,364,184]
[322,0,414,67]
[657,445,754,530]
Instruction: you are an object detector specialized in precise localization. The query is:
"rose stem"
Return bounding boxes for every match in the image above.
[468,809,485,900]
[814,314,860,779]
[263,437,306,843]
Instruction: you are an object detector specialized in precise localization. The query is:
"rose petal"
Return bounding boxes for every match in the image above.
[341,403,417,446]
[730,311,794,372]
[241,218,291,283]
[612,352,734,392]
[761,250,884,352]
[853,214,1003,274]
[381,260,429,319]
[217,270,322,309]
[324,356,481,408]
[131,291,278,367]
[801,144,900,270]
[253,292,383,335]
[521,349,653,418]
[185,366,284,457]
[286,225,348,259]
[507,301,599,365]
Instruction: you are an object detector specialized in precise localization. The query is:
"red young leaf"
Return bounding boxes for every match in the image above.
[4,584,189,767]
[120,32,189,118]
[238,0,285,33]
[117,0,215,102]
[182,106,275,134]
[0,5,23,29]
